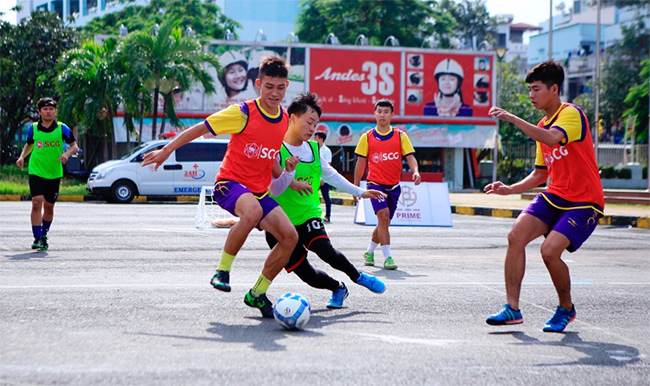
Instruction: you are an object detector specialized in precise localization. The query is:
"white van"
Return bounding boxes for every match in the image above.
[86,139,229,203]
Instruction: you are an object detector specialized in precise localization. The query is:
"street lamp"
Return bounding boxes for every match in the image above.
[185,27,195,38]
[325,33,339,45]
[493,46,508,182]
[383,35,399,47]
[355,34,369,46]
[287,32,299,43]
[119,24,128,37]
[255,29,267,42]
[224,29,235,41]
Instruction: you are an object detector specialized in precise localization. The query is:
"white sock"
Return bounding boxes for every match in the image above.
[367,241,379,254]
[381,244,391,259]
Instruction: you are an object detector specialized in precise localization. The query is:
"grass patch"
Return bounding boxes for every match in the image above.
[0,164,87,195]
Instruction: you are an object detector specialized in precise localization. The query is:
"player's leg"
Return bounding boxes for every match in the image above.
[210,182,263,292]
[540,207,599,332]
[243,202,297,318]
[364,183,389,266]
[321,183,331,222]
[486,212,548,325]
[379,185,401,270]
[28,175,45,250]
[40,178,59,251]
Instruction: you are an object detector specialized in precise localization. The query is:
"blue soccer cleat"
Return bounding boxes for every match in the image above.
[355,272,386,294]
[543,304,576,332]
[327,284,349,309]
[486,304,524,325]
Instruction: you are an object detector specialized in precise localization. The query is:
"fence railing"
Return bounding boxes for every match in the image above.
[501,143,648,168]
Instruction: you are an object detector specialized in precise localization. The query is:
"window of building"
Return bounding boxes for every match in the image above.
[510,30,523,44]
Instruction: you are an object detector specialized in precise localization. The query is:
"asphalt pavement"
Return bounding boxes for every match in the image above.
[1,202,649,385]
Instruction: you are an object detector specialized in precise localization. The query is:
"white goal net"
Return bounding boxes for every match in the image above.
[195,186,239,229]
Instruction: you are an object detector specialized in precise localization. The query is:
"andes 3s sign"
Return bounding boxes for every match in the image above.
[310,48,401,114]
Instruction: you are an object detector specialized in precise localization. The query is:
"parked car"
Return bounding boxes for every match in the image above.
[86,139,228,203]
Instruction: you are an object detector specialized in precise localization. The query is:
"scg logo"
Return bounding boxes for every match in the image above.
[243,143,279,160]
[543,146,569,165]
[370,151,400,163]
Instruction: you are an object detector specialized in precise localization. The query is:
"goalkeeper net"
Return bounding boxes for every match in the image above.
[195,185,239,229]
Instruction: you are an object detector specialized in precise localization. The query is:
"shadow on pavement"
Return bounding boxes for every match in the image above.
[5,251,50,260]
[490,330,641,367]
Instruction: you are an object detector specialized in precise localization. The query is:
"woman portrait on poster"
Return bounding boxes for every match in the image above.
[423,58,473,117]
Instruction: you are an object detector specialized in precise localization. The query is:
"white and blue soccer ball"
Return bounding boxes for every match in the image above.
[273,293,311,330]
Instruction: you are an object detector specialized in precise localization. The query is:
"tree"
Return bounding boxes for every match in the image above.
[0,11,78,164]
[599,15,649,135]
[623,59,649,143]
[80,0,240,41]
[438,0,496,50]
[119,19,220,141]
[296,0,444,47]
[496,56,539,145]
[56,38,122,167]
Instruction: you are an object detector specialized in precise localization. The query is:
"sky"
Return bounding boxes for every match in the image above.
[0,0,554,28]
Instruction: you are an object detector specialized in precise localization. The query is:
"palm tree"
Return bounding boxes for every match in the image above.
[120,19,220,141]
[56,38,121,166]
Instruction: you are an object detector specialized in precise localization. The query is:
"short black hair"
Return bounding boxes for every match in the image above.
[374,99,394,112]
[37,97,57,110]
[258,55,289,80]
[313,132,326,140]
[525,59,564,90]
[288,92,322,118]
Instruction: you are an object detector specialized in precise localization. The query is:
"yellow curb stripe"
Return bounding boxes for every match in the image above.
[455,206,475,215]
[637,217,650,229]
[177,196,199,202]
[491,209,513,218]
[0,195,21,201]
[58,195,85,202]
[133,196,147,202]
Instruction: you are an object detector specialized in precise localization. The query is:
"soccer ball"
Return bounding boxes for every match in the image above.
[273,293,311,330]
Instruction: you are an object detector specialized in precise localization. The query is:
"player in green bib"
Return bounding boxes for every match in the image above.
[16,98,78,250]
[267,93,387,308]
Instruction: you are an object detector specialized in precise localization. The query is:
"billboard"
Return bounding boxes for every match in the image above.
[117,41,497,148]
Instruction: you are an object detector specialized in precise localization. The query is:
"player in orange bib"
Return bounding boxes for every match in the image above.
[484,59,604,332]
[353,99,421,270]
[142,56,298,319]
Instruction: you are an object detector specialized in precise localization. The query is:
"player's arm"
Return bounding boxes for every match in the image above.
[353,156,367,187]
[59,141,79,164]
[484,167,548,196]
[142,123,210,170]
[400,133,421,185]
[489,106,564,147]
[16,143,33,168]
[405,155,421,185]
[322,161,385,200]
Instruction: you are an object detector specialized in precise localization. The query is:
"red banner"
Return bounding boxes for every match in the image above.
[403,52,492,118]
[310,48,401,115]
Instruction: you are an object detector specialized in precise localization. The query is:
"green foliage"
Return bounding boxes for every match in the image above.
[599,165,632,180]
[0,165,86,195]
[496,57,539,145]
[296,0,440,46]
[79,0,240,41]
[623,59,649,144]
[0,11,78,164]
[438,0,496,49]
[497,156,528,184]
[117,19,220,141]
[599,15,649,138]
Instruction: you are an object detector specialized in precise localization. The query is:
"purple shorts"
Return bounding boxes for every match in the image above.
[523,193,602,252]
[367,182,401,220]
[213,180,279,223]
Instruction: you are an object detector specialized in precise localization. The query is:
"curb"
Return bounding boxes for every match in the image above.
[2,194,648,229]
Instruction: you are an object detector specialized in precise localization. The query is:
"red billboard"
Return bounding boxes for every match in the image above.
[309,48,401,115]
[403,52,492,119]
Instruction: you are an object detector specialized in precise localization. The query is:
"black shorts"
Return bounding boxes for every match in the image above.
[29,174,61,204]
[265,217,329,273]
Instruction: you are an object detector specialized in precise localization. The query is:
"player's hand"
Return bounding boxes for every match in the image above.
[484,181,512,196]
[412,172,422,185]
[58,153,69,164]
[290,180,312,196]
[361,189,386,200]
[489,106,516,123]
[16,157,24,168]
[141,148,171,171]
[284,156,300,172]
